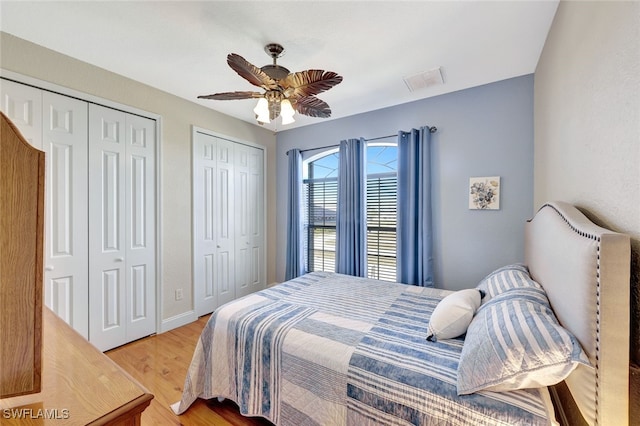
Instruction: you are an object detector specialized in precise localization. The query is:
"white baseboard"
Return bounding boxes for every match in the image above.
[159,310,198,333]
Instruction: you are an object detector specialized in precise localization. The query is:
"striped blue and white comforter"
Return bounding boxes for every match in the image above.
[173,272,552,425]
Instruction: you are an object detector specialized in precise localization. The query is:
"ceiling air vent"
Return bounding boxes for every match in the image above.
[403,67,444,92]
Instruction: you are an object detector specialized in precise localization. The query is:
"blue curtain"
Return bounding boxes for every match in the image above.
[397,127,434,287]
[285,149,305,280]
[336,138,367,277]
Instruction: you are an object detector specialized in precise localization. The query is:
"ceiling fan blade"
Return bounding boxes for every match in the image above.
[227,53,278,90]
[293,96,332,118]
[281,70,343,98]
[198,91,263,100]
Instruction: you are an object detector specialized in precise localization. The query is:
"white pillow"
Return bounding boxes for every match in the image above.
[426,289,483,342]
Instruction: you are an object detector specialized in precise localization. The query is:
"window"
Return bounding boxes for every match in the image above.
[365,145,398,281]
[303,143,398,281]
[304,150,339,273]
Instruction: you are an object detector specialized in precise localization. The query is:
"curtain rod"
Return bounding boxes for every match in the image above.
[294,126,437,154]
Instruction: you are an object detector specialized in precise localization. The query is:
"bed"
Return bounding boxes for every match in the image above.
[173,202,630,425]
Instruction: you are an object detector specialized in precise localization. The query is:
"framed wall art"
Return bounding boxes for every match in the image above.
[469,176,500,210]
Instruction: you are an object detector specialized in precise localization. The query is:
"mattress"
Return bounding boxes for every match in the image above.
[173,271,555,425]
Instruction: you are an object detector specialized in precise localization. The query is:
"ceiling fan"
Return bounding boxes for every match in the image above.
[198,43,343,125]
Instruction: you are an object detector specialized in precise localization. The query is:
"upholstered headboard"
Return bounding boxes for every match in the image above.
[525,202,630,426]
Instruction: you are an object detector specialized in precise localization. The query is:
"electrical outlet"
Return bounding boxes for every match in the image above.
[175,288,183,301]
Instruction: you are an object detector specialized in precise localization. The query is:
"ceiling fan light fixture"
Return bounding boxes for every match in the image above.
[254,98,270,123]
[280,99,295,125]
[198,43,342,126]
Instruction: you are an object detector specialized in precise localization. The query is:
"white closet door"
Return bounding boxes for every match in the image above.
[42,92,89,337]
[0,81,90,337]
[0,79,42,149]
[193,132,218,316]
[89,105,127,351]
[215,139,236,306]
[88,105,156,351]
[193,130,265,314]
[2,78,156,349]
[124,114,156,342]
[234,144,264,298]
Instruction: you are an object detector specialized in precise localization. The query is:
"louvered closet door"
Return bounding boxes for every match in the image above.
[234,144,264,298]
[193,132,218,316]
[0,79,43,149]
[42,92,89,337]
[215,138,236,306]
[88,104,156,351]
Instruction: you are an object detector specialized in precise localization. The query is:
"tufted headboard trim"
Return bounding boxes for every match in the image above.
[525,202,630,426]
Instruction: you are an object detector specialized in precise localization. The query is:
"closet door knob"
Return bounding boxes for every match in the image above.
[115,257,124,262]
[45,265,54,271]
[217,245,221,249]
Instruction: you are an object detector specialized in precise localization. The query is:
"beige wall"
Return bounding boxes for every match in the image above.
[534,0,640,363]
[0,32,277,324]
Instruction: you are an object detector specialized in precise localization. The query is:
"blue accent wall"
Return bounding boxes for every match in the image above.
[275,75,534,289]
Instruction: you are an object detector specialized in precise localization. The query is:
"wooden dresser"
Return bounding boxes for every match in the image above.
[0,308,153,425]
[0,111,45,398]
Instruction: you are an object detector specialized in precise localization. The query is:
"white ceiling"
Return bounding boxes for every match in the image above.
[0,1,558,132]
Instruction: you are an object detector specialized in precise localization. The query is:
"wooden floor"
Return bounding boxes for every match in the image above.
[106,315,272,426]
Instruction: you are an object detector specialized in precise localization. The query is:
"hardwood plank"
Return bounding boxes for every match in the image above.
[106,315,272,426]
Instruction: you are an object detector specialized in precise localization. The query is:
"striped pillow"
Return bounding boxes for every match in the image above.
[456,289,590,395]
[476,264,541,302]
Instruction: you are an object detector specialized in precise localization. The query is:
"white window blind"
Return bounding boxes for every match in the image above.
[304,177,338,273]
[366,172,397,282]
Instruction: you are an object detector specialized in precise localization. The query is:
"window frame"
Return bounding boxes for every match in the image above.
[303,148,340,274]
[364,142,398,281]
[302,142,398,281]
